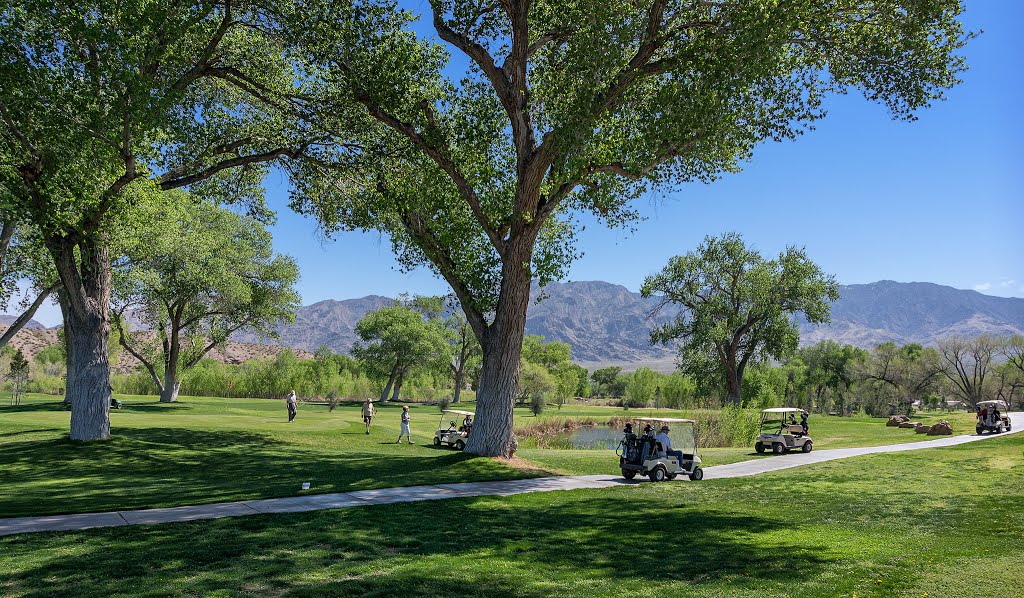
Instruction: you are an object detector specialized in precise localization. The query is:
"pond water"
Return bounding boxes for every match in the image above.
[554,426,622,450]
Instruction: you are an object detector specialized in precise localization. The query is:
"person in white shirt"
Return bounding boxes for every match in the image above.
[396,406,413,444]
[655,425,685,466]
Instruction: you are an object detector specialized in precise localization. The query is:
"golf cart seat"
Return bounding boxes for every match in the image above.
[786,424,804,434]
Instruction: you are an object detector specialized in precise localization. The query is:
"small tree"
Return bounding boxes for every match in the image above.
[625,367,659,409]
[353,302,450,402]
[9,348,29,405]
[113,193,300,403]
[643,233,838,405]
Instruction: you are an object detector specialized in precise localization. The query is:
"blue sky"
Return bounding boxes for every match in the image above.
[21,1,1024,326]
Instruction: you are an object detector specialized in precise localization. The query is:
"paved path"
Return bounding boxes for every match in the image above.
[2,412,1019,537]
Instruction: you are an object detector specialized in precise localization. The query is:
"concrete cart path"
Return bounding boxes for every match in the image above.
[2,412,1019,538]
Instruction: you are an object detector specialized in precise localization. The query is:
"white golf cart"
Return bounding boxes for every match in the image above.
[755,408,812,454]
[433,409,475,450]
[976,400,1011,434]
[617,417,704,482]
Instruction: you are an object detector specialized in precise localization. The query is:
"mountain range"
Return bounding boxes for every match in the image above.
[5,280,1023,370]
[239,280,1024,369]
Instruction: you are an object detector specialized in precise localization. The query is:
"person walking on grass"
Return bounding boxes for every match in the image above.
[396,405,412,444]
[286,390,298,423]
[361,398,375,434]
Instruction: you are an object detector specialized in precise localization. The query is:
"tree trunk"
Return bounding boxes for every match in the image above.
[453,369,464,403]
[50,236,113,441]
[725,355,742,406]
[160,371,180,403]
[58,289,73,405]
[391,371,404,402]
[464,245,533,456]
[160,323,181,402]
[381,364,398,402]
[66,306,112,441]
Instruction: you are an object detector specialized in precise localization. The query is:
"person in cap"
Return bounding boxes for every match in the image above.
[655,424,685,468]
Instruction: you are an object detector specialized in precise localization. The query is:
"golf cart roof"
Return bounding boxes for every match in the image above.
[633,417,696,424]
[761,408,806,414]
[441,409,475,416]
[977,400,1007,408]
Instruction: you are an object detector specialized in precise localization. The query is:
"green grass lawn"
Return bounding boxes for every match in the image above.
[1,433,1020,597]
[0,393,978,518]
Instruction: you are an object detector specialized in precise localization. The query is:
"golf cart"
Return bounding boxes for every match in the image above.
[617,417,704,482]
[976,400,1011,434]
[755,408,812,454]
[433,409,474,450]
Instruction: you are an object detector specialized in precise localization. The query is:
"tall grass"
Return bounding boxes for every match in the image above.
[519,407,761,449]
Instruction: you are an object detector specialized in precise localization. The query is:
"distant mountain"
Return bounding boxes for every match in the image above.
[235,280,1024,369]
[798,281,1024,347]
[0,315,47,330]
[232,295,394,354]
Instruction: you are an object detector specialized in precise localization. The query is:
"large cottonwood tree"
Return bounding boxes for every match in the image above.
[0,0,358,439]
[642,232,838,404]
[290,0,969,454]
[112,192,299,403]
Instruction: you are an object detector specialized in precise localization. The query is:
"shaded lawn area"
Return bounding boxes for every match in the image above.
[1,435,1020,597]
[0,393,981,518]
[0,395,540,517]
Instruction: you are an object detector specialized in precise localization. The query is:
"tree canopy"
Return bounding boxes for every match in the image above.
[112,191,300,403]
[642,232,838,404]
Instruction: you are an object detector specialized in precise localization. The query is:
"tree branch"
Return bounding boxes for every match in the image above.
[0,283,57,350]
[112,309,163,392]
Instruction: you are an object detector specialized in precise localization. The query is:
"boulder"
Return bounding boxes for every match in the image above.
[915,425,930,434]
[898,422,921,429]
[887,415,910,427]
[927,420,954,436]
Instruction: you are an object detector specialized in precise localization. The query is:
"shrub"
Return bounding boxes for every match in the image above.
[529,392,546,416]
[438,395,452,412]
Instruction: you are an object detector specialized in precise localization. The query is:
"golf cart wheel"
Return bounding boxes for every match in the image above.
[432,437,441,446]
[689,467,704,481]
[754,441,765,454]
[454,440,466,451]
[621,469,637,480]
[648,465,667,482]
[772,442,785,455]
[801,441,813,453]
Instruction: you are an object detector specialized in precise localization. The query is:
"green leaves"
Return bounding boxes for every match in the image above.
[642,232,839,402]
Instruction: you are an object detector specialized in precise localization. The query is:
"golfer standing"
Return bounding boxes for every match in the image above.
[361,398,375,434]
[396,405,412,444]
[286,390,298,423]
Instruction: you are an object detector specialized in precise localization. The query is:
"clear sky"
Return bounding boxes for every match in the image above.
[20,1,1024,327]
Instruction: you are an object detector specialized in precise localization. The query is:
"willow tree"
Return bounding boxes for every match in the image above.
[0,1,363,440]
[291,0,970,455]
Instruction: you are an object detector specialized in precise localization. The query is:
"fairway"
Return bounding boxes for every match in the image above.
[0,393,979,518]
[1,432,1020,597]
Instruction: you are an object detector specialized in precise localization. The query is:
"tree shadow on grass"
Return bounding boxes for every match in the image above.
[0,401,67,414]
[0,493,832,597]
[0,427,530,517]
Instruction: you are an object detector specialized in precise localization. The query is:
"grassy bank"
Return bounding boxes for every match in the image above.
[1,433,1020,597]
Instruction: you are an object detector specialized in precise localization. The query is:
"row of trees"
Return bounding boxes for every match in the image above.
[1,0,970,453]
[585,336,1023,415]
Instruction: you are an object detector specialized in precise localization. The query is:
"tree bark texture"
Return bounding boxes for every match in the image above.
[390,371,404,402]
[381,364,398,402]
[464,245,533,456]
[50,237,113,441]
